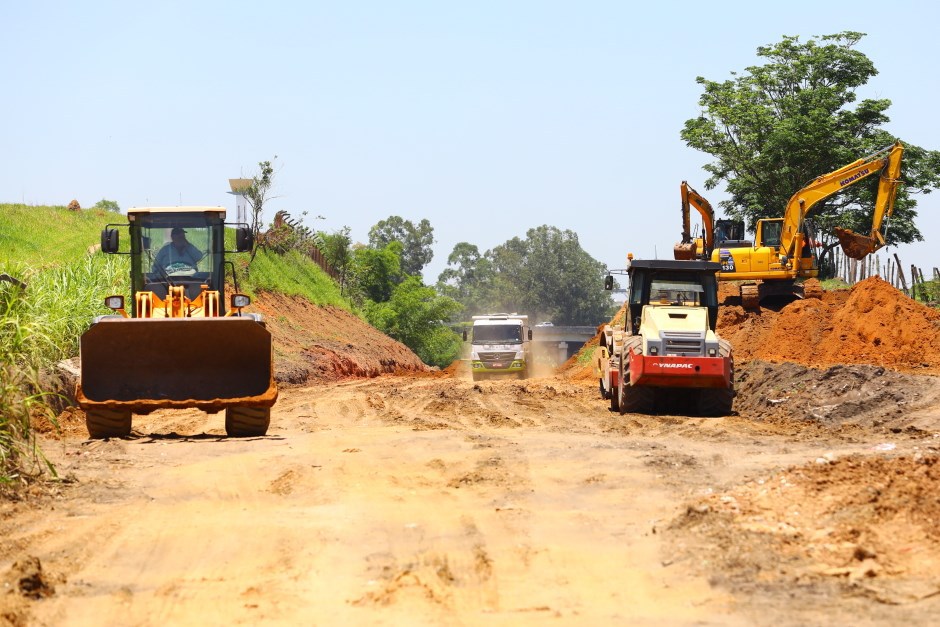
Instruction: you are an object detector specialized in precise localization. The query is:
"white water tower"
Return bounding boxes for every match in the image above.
[227,178,252,225]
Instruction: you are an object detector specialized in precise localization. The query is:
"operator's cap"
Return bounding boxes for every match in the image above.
[171,227,187,235]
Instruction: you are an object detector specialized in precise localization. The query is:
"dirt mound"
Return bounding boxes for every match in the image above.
[733,360,940,431]
[251,291,429,384]
[670,452,940,607]
[719,277,940,373]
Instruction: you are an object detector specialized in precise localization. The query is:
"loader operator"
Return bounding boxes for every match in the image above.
[154,227,204,275]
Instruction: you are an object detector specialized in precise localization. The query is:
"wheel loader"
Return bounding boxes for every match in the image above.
[75,207,278,438]
[603,259,734,416]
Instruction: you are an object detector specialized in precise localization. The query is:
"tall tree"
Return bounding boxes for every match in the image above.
[681,32,940,269]
[368,216,435,276]
[439,226,614,325]
[319,226,353,294]
[349,241,404,303]
[436,242,495,310]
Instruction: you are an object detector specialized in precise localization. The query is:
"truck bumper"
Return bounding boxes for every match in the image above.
[629,354,731,389]
[471,360,526,374]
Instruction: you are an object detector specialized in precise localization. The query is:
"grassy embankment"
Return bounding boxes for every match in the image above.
[0,203,349,487]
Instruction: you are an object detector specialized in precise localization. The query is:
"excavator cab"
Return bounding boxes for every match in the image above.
[713,219,751,248]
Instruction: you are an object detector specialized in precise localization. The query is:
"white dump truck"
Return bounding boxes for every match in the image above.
[465,314,533,381]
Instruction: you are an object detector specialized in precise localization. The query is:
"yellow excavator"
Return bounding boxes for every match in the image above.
[697,140,903,308]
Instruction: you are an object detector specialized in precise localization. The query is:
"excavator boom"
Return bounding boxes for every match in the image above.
[674,181,715,260]
[782,141,903,259]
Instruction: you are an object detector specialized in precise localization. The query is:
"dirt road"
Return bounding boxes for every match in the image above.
[4,365,940,626]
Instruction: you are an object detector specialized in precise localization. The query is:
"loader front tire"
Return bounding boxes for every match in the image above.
[85,409,132,439]
[225,406,271,437]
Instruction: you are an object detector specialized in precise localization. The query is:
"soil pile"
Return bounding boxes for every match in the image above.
[251,291,428,384]
[671,452,940,606]
[719,277,940,373]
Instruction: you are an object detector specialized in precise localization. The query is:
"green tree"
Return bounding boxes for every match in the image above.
[368,216,435,276]
[439,226,614,325]
[436,242,496,312]
[350,241,404,303]
[319,226,353,294]
[681,32,940,271]
[366,276,463,368]
[93,199,120,213]
[243,157,279,244]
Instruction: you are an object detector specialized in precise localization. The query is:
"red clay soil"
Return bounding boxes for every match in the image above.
[718,277,940,373]
[250,291,429,384]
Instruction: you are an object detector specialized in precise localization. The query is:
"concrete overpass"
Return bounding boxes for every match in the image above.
[531,325,599,364]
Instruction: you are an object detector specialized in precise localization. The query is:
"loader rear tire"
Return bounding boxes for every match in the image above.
[619,385,655,415]
[85,409,132,439]
[225,406,271,437]
[697,387,734,417]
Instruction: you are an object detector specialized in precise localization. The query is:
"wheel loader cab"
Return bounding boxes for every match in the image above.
[132,211,227,311]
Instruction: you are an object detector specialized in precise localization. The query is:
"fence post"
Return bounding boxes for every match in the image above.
[894,253,908,294]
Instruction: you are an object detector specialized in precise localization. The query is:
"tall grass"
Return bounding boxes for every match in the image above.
[240,248,354,311]
[0,255,125,486]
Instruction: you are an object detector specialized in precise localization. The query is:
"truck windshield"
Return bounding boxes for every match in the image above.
[473,325,523,344]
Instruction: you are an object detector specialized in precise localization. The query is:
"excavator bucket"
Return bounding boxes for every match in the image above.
[834,227,877,260]
[673,242,696,260]
[77,317,277,414]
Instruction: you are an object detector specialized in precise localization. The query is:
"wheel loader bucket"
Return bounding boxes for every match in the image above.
[835,227,877,260]
[77,317,277,414]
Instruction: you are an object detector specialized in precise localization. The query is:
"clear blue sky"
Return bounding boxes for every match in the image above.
[3,1,938,284]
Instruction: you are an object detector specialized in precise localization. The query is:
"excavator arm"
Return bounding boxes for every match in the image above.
[674,181,716,260]
[780,140,904,260]
[835,141,904,259]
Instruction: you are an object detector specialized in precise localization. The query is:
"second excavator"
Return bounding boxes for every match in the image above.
[677,140,903,308]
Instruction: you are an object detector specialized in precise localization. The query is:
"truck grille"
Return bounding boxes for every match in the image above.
[662,331,704,356]
[479,352,516,368]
